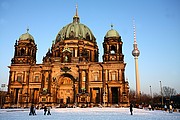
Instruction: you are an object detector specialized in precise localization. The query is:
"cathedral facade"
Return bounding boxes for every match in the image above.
[4,9,129,108]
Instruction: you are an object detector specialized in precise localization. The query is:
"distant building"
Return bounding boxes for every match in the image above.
[0,90,7,108]
[4,7,129,108]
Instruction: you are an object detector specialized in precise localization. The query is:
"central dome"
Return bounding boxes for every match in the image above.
[55,8,96,43]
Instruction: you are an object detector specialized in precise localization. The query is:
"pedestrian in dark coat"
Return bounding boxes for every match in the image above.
[130,103,133,115]
[29,105,34,115]
[44,106,47,115]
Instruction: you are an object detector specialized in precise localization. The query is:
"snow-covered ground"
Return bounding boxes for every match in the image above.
[0,108,180,120]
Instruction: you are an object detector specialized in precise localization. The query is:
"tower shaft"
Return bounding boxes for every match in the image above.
[132,19,140,99]
[134,57,140,98]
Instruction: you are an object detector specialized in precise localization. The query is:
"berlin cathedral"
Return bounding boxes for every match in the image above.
[4,7,129,108]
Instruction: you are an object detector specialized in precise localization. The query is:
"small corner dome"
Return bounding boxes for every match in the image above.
[19,30,34,41]
[105,29,120,38]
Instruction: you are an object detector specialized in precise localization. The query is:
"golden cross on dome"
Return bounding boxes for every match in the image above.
[27,26,29,33]
[111,24,113,29]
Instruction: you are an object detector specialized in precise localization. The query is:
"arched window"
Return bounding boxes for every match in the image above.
[82,71,86,82]
[64,56,68,62]
[69,31,74,39]
[86,33,90,40]
[34,75,39,82]
[110,45,116,54]
[21,48,25,56]
[94,72,99,81]
[111,71,116,81]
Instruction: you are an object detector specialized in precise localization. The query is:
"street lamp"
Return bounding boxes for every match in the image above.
[159,81,163,107]
[149,86,152,99]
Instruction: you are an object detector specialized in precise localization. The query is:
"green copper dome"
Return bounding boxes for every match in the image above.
[55,8,96,43]
[19,29,34,41]
[105,29,120,38]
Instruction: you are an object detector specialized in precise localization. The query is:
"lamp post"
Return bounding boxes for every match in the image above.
[149,86,152,99]
[149,85,153,105]
[160,81,163,108]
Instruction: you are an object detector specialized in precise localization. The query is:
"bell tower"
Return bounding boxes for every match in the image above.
[11,28,37,65]
[103,25,124,62]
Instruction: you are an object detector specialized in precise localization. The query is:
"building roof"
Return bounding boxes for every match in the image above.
[19,29,34,41]
[105,29,120,38]
[55,6,96,43]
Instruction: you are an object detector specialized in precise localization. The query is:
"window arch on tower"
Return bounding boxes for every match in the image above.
[21,48,25,56]
[110,45,116,54]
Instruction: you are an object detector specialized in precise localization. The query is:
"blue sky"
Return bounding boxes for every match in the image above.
[0,0,180,94]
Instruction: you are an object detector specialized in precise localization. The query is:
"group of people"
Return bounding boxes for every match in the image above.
[44,106,51,115]
[129,103,174,115]
[29,105,51,116]
[164,104,173,113]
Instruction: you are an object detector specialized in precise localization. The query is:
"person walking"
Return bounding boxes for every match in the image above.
[164,104,167,111]
[169,104,173,113]
[29,105,34,115]
[33,105,36,115]
[130,103,133,115]
[44,106,47,115]
[47,106,51,115]
[148,104,152,111]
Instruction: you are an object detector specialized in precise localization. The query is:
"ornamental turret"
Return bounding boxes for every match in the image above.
[103,25,124,62]
[11,28,37,65]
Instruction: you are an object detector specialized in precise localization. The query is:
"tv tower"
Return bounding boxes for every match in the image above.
[132,19,141,99]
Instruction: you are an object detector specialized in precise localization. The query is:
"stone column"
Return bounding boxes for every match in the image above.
[109,87,112,104]
[14,71,16,82]
[100,88,102,104]
[118,87,121,103]
[48,71,52,93]
[90,88,92,103]
[8,71,12,92]
[118,69,119,81]
[117,43,119,53]
[107,45,109,53]
[85,70,89,93]
[78,70,82,93]
[107,70,109,81]
[41,71,45,91]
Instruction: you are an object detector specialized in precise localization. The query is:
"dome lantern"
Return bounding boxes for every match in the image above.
[73,4,80,23]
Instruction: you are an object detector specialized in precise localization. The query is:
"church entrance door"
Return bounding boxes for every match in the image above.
[57,75,74,104]
[111,87,118,104]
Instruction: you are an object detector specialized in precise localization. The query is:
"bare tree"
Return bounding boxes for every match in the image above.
[163,86,177,98]
[129,89,136,102]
